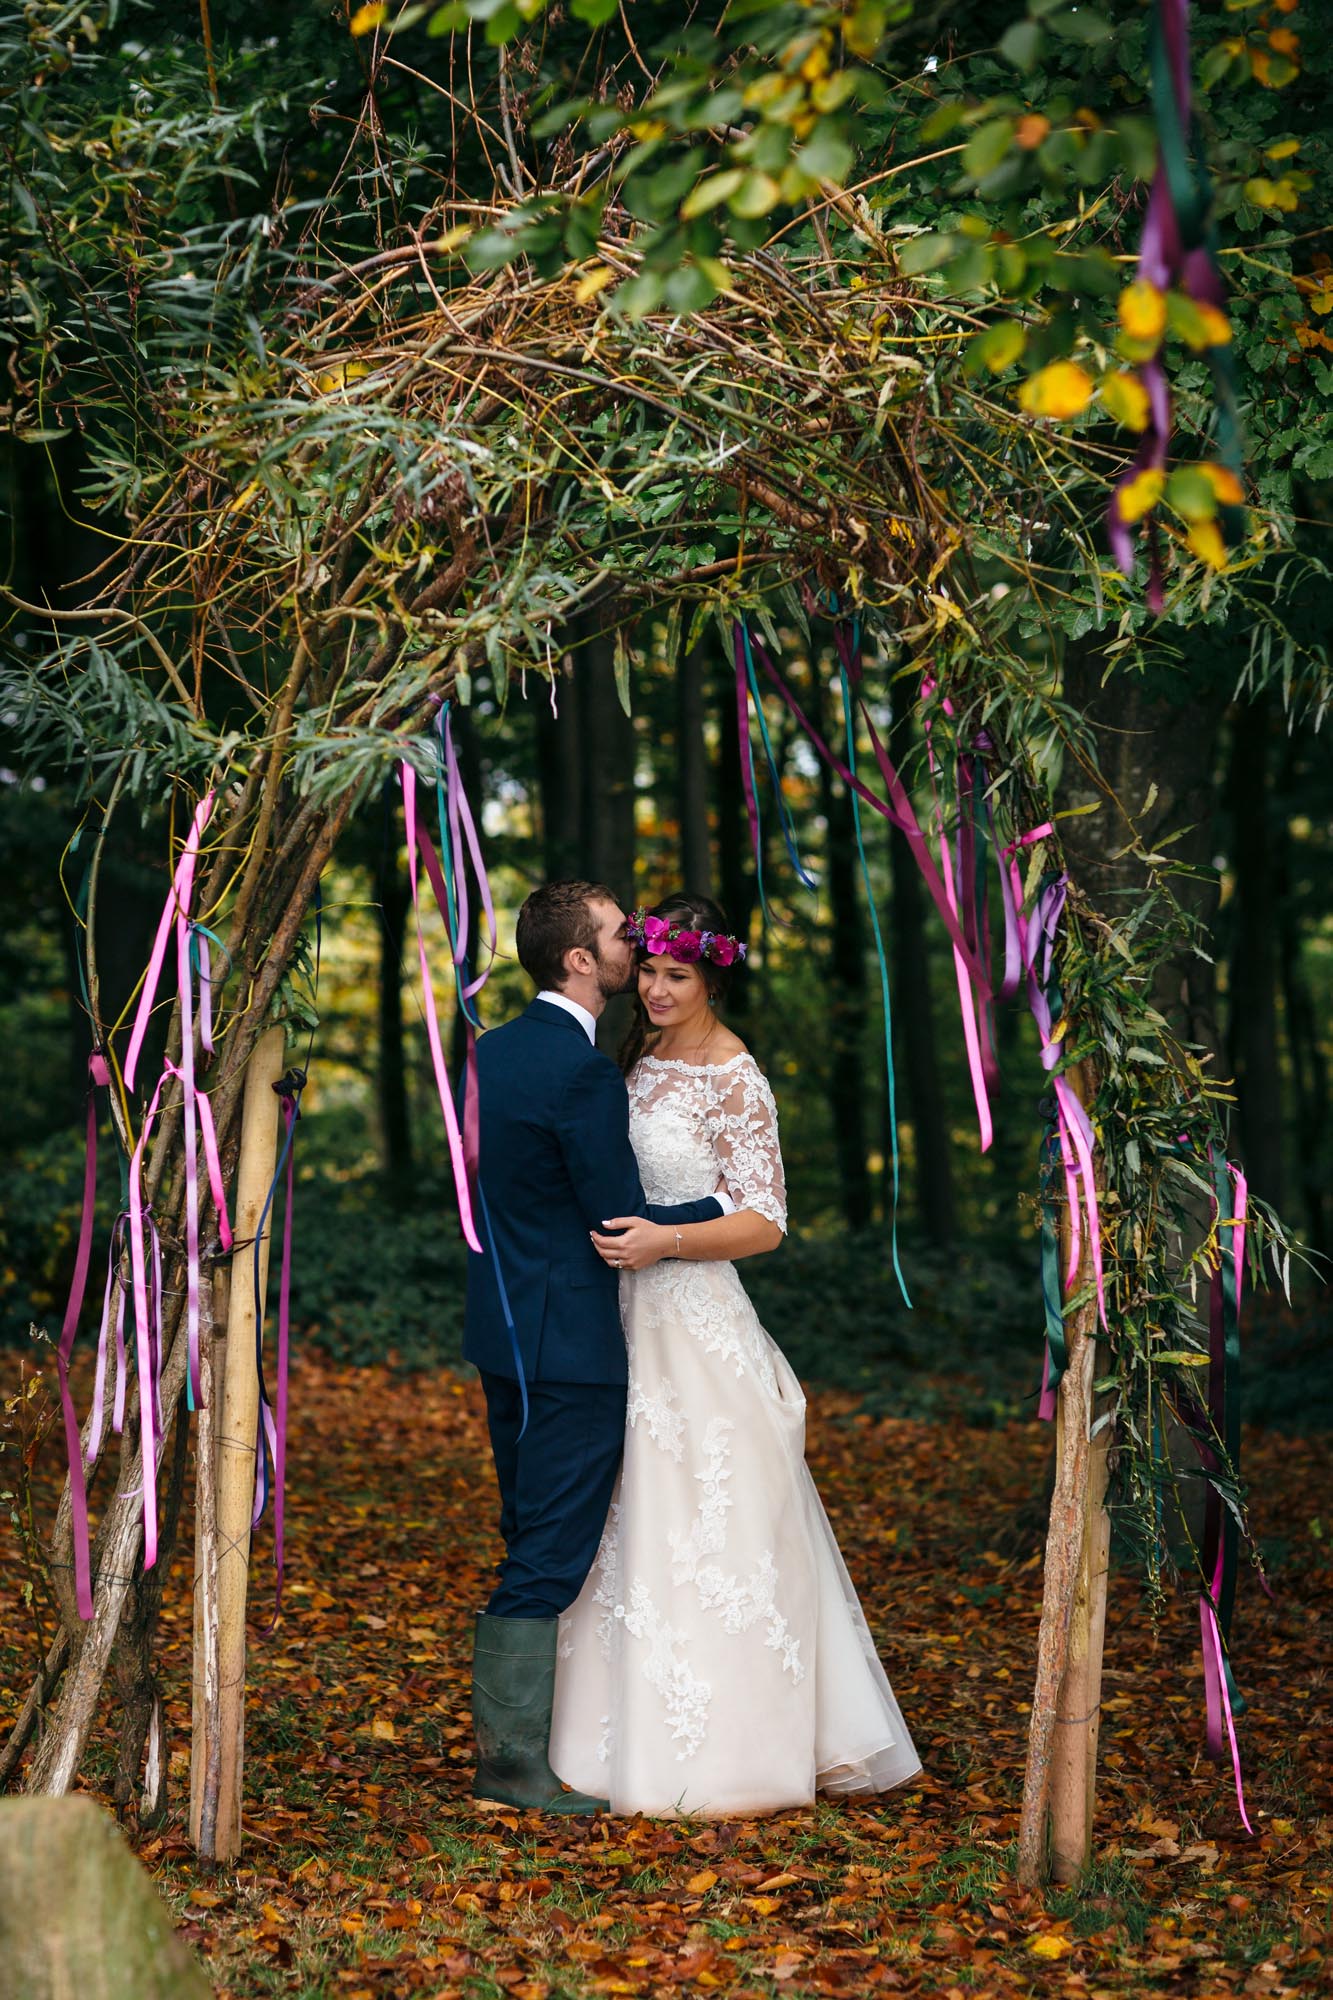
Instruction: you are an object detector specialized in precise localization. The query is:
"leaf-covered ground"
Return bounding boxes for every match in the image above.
[6,1356,1332,1998]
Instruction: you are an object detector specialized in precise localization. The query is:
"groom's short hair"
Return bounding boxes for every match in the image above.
[516,879,618,990]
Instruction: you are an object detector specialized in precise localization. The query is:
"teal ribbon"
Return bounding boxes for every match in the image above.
[839,660,910,1309]
[739,625,818,898]
[433,701,481,1030]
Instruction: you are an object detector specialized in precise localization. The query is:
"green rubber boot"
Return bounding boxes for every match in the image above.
[470,1613,609,1814]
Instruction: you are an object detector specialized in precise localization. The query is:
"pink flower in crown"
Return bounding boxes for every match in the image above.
[671,930,703,962]
[642,915,671,952]
[707,934,738,966]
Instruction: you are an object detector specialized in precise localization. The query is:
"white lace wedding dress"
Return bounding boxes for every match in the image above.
[549,1050,921,1817]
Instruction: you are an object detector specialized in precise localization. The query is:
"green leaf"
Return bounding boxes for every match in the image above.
[794,122,854,185]
[680,169,744,220]
[897,231,957,276]
[571,0,619,21]
[962,117,1015,181]
[1044,7,1112,44]
[663,261,717,313]
[731,170,782,219]
[613,628,633,716]
[998,20,1043,71]
[966,319,1028,375]
[1164,467,1216,523]
[1154,1351,1210,1368]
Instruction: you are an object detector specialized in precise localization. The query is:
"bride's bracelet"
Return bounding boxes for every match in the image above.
[673,1226,683,1260]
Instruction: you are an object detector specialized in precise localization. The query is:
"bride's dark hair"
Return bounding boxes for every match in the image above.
[618,892,738,1076]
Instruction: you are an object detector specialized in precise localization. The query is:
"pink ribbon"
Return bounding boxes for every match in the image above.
[922,685,992,1152]
[1201,1598,1254,1835]
[55,1050,112,1621]
[126,1067,169,1572]
[401,762,483,1254]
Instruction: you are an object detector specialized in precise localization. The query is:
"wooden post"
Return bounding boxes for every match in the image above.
[189,1265,228,1856]
[210,1025,285,1862]
[1049,1398,1111,1881]
[1017,1058,1110,1888]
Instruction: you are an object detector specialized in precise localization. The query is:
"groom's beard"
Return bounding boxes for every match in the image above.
[594,951,639,1000]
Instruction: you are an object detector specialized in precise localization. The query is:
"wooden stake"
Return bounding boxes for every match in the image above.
[1017,1058,1110,1888]
[211,1025,285,1862]
[1049,1402,1111,1881]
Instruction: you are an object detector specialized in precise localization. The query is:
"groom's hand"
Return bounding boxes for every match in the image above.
[590,1217,671,1272]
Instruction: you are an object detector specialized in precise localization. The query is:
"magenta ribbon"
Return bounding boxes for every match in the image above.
[55,1050,112,1621]
[126,1067,169,1573]
[401,761,483,1254]
[124,794,231,1417]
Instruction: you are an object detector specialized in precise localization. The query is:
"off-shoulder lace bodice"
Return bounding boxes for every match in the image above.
[627,1050,788,1232]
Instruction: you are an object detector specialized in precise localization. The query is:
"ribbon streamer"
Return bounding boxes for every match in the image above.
[402,761,484,1255]
[55,1051,112,1622]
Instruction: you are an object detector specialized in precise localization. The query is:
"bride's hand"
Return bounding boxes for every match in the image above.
[591,1218,670,1272]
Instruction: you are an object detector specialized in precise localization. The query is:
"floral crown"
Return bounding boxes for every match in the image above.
[625,908,748,968]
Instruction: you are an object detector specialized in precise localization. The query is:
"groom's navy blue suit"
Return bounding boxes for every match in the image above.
[464,998,725,1617]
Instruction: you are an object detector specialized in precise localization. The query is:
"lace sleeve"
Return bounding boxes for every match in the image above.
[706,1059,788,1233]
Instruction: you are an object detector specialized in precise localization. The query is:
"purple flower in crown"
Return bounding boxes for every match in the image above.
[672,929,703,962]
[642,914,671,952]
[707,934,739,966]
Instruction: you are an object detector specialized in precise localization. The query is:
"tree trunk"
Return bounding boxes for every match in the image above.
[1058,637,1227,1057]
[535,651,583,880]
[716,645,756,1019]
[375,777,414,1193]
[677,641,713,898]
[1226,694,1286,1210]
[811,664,871,1230]
[110,1386,190,1826]
[576,616,637,1056]
[577,617,636,897]
[1274,745,1329,1255]
[887,713,955,1245]
[212,1024,287,1862]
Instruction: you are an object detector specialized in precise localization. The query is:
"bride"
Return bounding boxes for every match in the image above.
[549,893,921,1817]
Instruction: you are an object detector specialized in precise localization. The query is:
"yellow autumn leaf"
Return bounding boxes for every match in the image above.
[1100,370,1151,432]
[370,1712,396,1741]
[1199,461,1245,506]
[574,265,617,305]
[1028,1933,1073,1960]
[686,1869,717,1893]
[1015,113,1050,150]
[1018,360,1094,420]
[435,224,472,253]
[1187,519,1228,570]
[1244,176,1300,212]
[1117,468,1165,523]
[1265,137,1301,160]
[1119,280,1167,341]
[349,3,388,35]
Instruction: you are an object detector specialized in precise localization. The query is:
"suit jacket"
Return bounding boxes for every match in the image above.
[463,999,725,1385]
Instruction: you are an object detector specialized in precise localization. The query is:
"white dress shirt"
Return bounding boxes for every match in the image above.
[535,990,734,1215]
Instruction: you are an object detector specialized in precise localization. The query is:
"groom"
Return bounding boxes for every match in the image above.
[463,880,731,1812]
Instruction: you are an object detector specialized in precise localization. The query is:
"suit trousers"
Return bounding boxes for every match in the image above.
[479,1372,626,1618]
